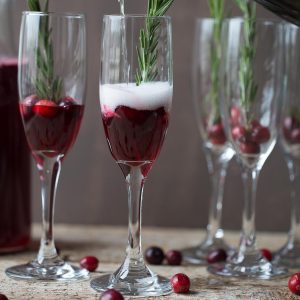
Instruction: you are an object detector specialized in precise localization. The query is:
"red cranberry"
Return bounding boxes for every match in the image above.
[208,123,226,145]
[251,126,270,144]
[239,141,260,154]
[33,100,58,118]
[166,250,182,266]
[206,248,227,264]
[170,273,190,294]
[80,256,99,272]
[144,246,165,265]
[0,294,8,300]
[288,273,300,296]
[260,248,272,262]
[230,106,241,125]
[291,128,300,143]
[20,94,39,118]
[284,116,298,132]
[250,119,261,129]
[99,289,124,300]
[232,125,246,140]
[60,96,76,107]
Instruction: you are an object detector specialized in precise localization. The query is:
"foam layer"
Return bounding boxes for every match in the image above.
[100,82,173,112]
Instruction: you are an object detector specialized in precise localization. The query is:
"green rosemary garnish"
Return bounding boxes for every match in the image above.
[135,0,174,86]
[27,0,63,102]
[208,0,225,123]
[235,0,257,123]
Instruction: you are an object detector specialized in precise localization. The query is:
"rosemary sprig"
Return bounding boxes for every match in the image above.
[235,0,257,123]
[135,0,174,86]
[208,0,225,123]
[27,0,63,102]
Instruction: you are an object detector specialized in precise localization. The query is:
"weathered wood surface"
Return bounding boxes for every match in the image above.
[0,225,298,299]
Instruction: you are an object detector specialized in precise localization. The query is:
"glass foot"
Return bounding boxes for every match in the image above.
[274,242,300,268]
[182,237,234,265]
[208,255,288,279]
[5,259,89,282]
[91,264,172,296]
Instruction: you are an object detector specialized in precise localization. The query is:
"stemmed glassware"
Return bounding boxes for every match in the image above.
[208,18,287,278]
[183,18,234,265]
[91,15,173,296]
[6,12,88,281]
[274,23,300,268]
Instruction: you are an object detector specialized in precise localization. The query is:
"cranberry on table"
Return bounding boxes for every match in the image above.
[33,99,58,118]
[206,248,227,264]
[99,289,124,300]
[260,248,272,262]
[0,294,8,300]
[170,273,191,294]
[80,255,99,272]
[288,273,300,296]
[239,141,260,155]
[166,250,182,266]
[144,246,165,265]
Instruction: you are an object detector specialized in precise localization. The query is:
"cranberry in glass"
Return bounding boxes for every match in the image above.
[289,273,300,296]
[99,289,124,300]
[291,128,300,143]
[33,100,58,118]
[260,248,272,262]
[251,126,270,144]
[0,295,8,300]
[144,246,165,265]
[170,273,190,294]
[166,250,182,266]
[230,105,241,125]
[239,141,260,154]
[208,122,226,145]
[207,248,227,264]
[80,256,99,272]
[232,125,246,140]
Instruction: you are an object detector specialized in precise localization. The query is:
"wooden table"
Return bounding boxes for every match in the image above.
[0,225,297,299]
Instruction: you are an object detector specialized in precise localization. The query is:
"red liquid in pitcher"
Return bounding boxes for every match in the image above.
[0,59,31,252]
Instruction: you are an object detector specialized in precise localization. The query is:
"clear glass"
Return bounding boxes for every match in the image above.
[182,18,235,265]
[5,12,88,281]
[208,18,287,279]
[274,23,300,268]
[0,0,31,253]
[90,15,173,296]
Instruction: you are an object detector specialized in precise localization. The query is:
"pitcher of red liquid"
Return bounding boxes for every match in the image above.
[0,0,31,252]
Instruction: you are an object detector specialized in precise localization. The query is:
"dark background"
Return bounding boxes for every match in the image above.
[14,0,289,232]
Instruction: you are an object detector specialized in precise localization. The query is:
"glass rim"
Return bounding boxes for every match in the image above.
[195,16,283,25]
[103,14,171,20]
[22,11,85,18]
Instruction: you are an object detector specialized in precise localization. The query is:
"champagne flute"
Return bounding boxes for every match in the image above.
[208,18,287,279]
[91,15,173,296]
[5,12,88,281]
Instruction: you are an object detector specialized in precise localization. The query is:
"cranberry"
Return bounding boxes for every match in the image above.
[170,273,190,294]
[99,289,124,300]
[232,125,246,140]
[0,295,8,300]
[60,96,76,107]
[33,100,58,118]
[20,94,39,118]
[260,248,272,262]
[251,126,270,144]
[144,246,165,265]
[250,119,260,129]
[291,128,300,143]
[284,116,298,132]
[80,256,99,272]
[206,249,227,264]
[230,106,241,125]
[208,123,226,145]
[166,250,182,266]
[288,273,300,296]
[239,141,260,154]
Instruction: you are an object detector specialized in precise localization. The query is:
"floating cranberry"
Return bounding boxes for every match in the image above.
[288,273,300,296]
[250,119,260,129]
[260,248,272,262]
[291,128,300,143]
[60,96,76,107]
[230,106,241,125]
[20,94,39,118]
[239,141,260,154]
[206,249,227,264]
[0,294,8,300]
[166,250,182,266]
[208,123,226,145]
[33,100,58,118]
[80,256,99,272]
[251,126,270,144]
[284,116,298,132]
[171,273,190,294]
[99,289,124,300]
[232,125,246,140]
[144,246,165,265]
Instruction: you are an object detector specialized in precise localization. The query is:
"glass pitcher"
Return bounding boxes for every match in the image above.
[0,0,31,253]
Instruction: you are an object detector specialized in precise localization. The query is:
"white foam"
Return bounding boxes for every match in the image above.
[100,82,173,112]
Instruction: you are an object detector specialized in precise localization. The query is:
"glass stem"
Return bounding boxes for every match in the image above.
[239,166,259,256]
[286,158,300,244]
[37,156,61,264]
[125,166,145,263]
[205,150,229,241]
